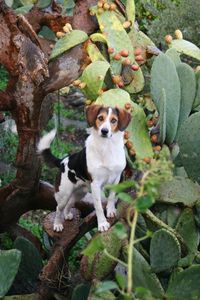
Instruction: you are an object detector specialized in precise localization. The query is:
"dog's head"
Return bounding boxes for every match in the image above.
[86,105,131,138]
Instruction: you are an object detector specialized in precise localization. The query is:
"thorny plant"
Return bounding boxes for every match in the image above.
[95,147,173,299]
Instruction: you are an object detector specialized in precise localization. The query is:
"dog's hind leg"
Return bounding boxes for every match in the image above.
[54,184,74,232]
[63,195,75,220]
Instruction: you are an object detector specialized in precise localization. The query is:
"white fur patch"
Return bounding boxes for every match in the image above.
[37,129,56,153]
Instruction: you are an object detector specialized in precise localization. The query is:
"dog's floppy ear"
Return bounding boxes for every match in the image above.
[116,107,131,131]
[85,104,102,127]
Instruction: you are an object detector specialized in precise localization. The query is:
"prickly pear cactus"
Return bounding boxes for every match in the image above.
[71,283,91,300]
[178,111,200,183]
[132,247,164,298]
[158,176,200,207]
[170,39,200,61]
[95,88,153,158]
[0,249,21,298]
[176,208,199,253]
[151,53,181,145]
[193,70,200,109]
[13,237,43,291]
[81,60,110,100]
[80,226,123,281]
[165,48,181,66]
[158,88,166,144]
[91,6,144,93]
[166,265,200,300]
[150,229,181,273]
[50,30,88,60]
[176,63,196,136]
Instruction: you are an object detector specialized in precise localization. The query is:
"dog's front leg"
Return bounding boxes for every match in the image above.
[91,181,110,232]
[106,175,121,218]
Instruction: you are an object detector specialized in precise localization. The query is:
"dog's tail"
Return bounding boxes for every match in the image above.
[37,129,61,168]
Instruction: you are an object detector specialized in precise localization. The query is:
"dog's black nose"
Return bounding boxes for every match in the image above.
[101,128,109,136]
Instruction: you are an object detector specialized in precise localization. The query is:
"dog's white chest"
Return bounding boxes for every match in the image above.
[86,130,126,182]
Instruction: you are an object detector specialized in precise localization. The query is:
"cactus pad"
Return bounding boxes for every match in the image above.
[49,30,88,60]
[150,229,181,273]
[132,247,164,298]
[176,208,199,254]
[0,249,21,297]
[192,71,200,109]
[151,53,181,144]
[178,111,200,183]
[158,88,167,144]
[87,42,106,62]
[166,265,200,300]
[176,63,196,136]
[165,48,181,66]
[95,89,153,158]
[81,227,123,280]
[13,237,43,290]
[158,176,200,206]
[81,61,110,100]
[170,39,200,61]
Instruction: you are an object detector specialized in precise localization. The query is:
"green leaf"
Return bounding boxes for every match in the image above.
[49,30,88,60]
[170,39,200,61]
[113,222,128,240]
[165,48,181,66]
[106,180,135,193]
[117,192,133,203]
[95,281,119,294]
[81,236,104,257]
[135,195,154,213]
[115,272,126,290]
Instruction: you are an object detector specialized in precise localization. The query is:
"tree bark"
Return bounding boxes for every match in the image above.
[0,0,98,232]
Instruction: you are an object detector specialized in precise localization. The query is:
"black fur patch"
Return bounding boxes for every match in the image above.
[68,170,77,184]
[41,149,61,169]
[68,147,90,182]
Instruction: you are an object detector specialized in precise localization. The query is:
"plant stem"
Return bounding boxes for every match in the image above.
[127,210,138,295]
[133,234,150,245]
[103,249,128,268]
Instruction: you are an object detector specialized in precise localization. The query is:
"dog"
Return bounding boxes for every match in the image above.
[37,105,131,232]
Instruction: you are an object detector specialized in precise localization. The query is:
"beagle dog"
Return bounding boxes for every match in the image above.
[38,105,131,232]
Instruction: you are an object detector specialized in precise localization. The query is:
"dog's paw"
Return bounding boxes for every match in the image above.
[106,207,117,218]
[53,223,64,232]
[64,212,73,220]
[98,220,110,232]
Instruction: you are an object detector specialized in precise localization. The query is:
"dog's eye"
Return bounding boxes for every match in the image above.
[98,115,104,122]
[111,118,117,124]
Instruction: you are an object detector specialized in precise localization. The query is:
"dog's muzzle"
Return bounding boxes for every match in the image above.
[101,128,109,137]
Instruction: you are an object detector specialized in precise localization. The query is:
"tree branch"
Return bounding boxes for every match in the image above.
[0,91,13,111]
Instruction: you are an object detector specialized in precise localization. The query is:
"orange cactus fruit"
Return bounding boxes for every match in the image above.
[131,64,139,71]
[165,34,173,44]
[134,48,142,56]
[120,49,129,57]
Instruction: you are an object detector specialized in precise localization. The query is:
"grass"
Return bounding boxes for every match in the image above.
[0,128,18,186]
[54,101,85,121]
[0,65,9,90]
